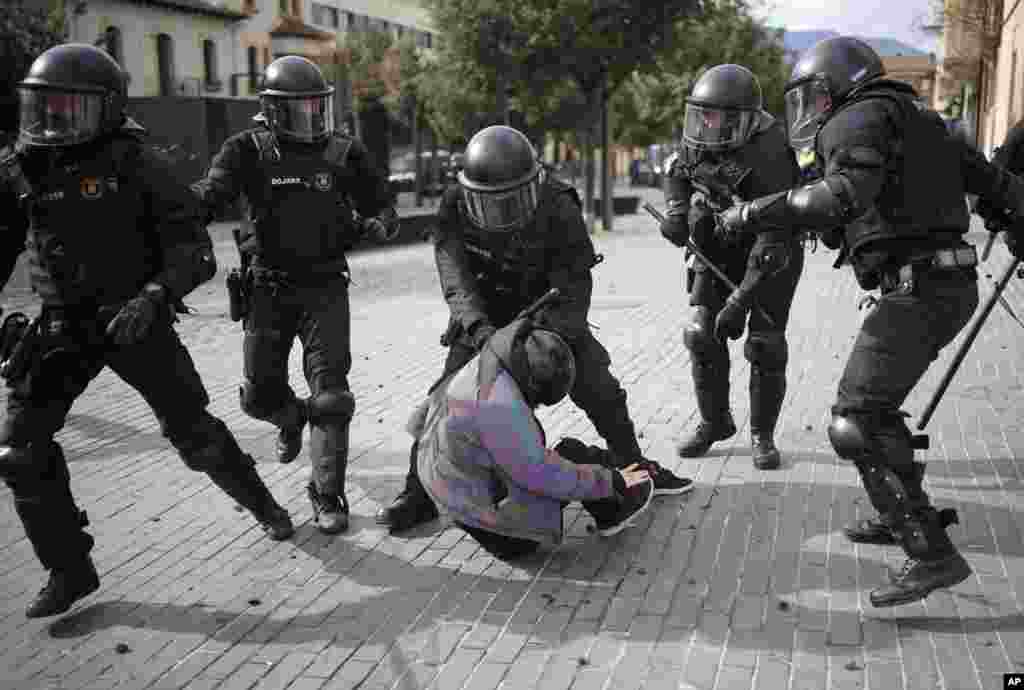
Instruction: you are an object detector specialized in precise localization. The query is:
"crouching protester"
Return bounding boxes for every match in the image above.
[406,317,655,559]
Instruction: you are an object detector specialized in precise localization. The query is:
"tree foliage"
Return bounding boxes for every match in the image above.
[418,0,787,151]
[1,0,66,133]
[611,0,789,148]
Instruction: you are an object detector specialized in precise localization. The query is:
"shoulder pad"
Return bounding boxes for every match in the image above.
[544,176,581,208]
[323,133,353,167]
[250,129,279,162]
[118,116,148,139]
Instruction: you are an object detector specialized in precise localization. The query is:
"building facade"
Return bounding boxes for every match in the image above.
[61,0,436,99]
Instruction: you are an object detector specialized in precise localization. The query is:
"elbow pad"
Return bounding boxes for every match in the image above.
[786,177,852,226]
[154,241,217,299]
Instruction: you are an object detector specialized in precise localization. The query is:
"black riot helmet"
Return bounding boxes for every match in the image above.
[17,43,127,148]
[683,64,763,153]
[784,36,885,150]
[457,125,544,232]
[258,56,335,143]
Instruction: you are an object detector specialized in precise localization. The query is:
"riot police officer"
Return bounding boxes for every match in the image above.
[715,36,1024,606]
[377,125,693,535]
[660,64,805,470]
[191,56,399,535]
[0,44,294,619]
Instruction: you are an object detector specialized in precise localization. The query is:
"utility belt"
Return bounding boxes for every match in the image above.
[876,245,978,295]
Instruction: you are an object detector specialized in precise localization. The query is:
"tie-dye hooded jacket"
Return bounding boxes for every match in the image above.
[407,354,617,546]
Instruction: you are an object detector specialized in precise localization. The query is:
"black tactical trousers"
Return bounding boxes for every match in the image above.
[0,308,247,571]
[243,276,352,496]
[834,268,978,557]
[687,241,804,429]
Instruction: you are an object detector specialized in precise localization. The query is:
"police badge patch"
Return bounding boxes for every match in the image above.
[313,172,332,191]
[81,177,103,199]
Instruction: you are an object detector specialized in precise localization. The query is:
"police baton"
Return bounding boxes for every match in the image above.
[516,288,563,321]
[643,202,776,328]
[917,256,1021,430]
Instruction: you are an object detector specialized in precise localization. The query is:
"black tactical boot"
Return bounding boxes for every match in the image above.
[749,367,785,469]
[376,479,439,533]
[25,556,100,618]
[376,442,439,533]
[275,398,307,464]
[678,359,735,458]
[307,482,349,534]
[751,434,781,470]
[678,414,737,458]
[206,455,294,540]
[870,508,971,607]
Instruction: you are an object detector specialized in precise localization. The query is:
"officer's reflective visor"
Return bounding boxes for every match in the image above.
[785,80,831,149]
[682,104,754,151]
[263,95,333,142]
[18,88,104,147]
[462,174,543,232]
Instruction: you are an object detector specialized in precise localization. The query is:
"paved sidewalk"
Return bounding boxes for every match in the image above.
[2,193,1024,690]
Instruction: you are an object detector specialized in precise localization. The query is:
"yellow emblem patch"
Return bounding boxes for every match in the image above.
[80,177,103,199]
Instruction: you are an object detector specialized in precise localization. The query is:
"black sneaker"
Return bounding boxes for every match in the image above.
[595,477,655,536]
[25,557,101,619]
[636,460,694,496]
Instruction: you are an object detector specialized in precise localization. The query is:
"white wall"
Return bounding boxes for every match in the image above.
[69,0,245,98]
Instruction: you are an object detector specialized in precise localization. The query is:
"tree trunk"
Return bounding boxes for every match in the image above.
[601,78,613,232]
[495,70,508,127]
[552,131,561,164]
[431,129,439,203]
[413,96,423,207]
[583,127,596,233]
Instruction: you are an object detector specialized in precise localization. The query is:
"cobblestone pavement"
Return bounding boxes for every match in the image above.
[2,185,1024,689]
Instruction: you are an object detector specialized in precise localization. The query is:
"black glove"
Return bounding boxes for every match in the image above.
[364,215,400,242]
[1008,230,1024,261]
[819,226,843,250]
[105,283,169,346]
[468,321,497,352]
[714,293,749,341]
[716,203,750,244]
[660,214,689,248]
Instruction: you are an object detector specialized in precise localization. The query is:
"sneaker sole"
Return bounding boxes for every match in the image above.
[598,484,655,537]
[653,480,695,497]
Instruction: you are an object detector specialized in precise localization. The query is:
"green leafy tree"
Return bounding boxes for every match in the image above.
[421,0,702,226]
[1,0,66,134]
[611,0,789,150]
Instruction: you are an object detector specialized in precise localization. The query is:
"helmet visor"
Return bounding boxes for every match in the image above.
[785,79,831,150]
[461,170,544,232]
[262,94,333,142]
[18,87,105,147]
[682,104,754,151]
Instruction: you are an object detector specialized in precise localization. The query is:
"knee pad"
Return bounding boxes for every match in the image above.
[0,445,36,484]
[173,414,241,472]
[239,380,291,421]
[683,307,717,358]
[307,389,355,426]
[827,414,874,462]
[0,440,67,493]
[744,331,788,371]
